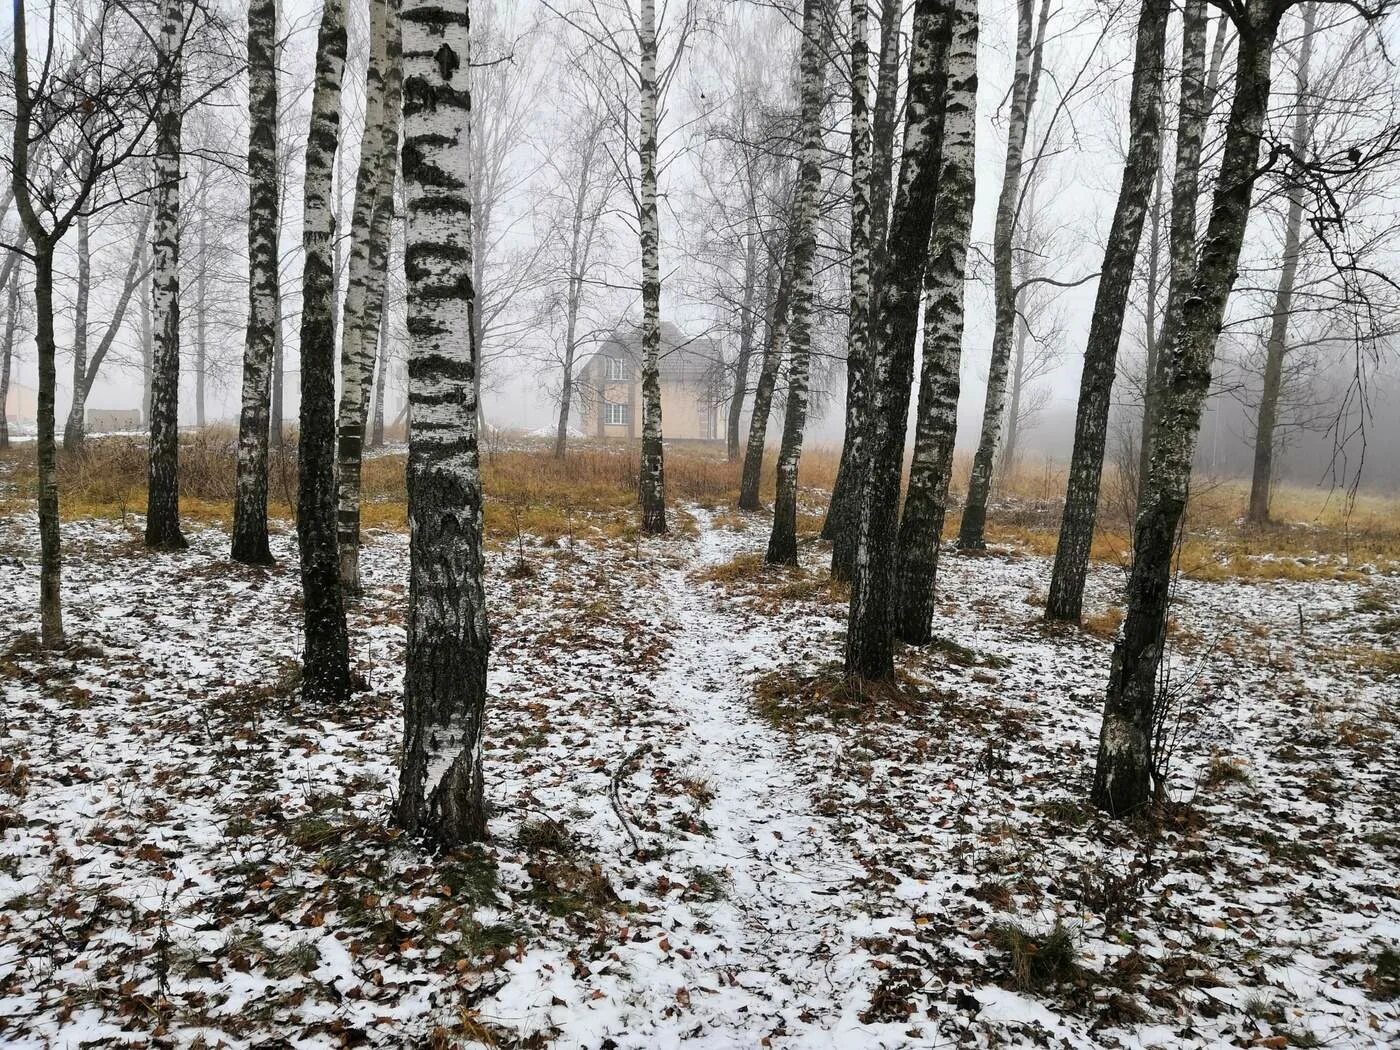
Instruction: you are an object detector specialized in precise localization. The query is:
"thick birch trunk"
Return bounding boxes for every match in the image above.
[336,0,401,593]
[765,0,826,567]
[738,255,792,511]
[957,0,1043,549]
[63,212,90,449]
[1045,0,1169,623]
[296,0,352,704]
[233,0,283,565]
[636,0,666,533]
[845,0,953,680]
[146,0,188,551]
[393,0,490,846]
[894,0,978,644]
[1093,7,1281,817]
[1248,2,1314,525]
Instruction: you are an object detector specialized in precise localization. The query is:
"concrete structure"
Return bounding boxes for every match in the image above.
[578,322,725,442]
[86,407,143,432]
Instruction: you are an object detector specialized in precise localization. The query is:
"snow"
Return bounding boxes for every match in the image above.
[0,489,1396,1047]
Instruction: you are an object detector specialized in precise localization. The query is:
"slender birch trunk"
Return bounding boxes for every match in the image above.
[296,0,352,704]
[370,312,388,449]
[393,0,491,846]
[725,223,759,463]
[845,0,953,680]
[1136,163,1167,496]
[957,0,1044,549]
[62,212,90,449]
[336,0,400,592]
[194,204,208,428]
[1001,318,1029,475]
[894,0,979,644]
[1093,4,1283,817]
[0,280,19,450]
[1045,0,1169,623]
[140,238,154,425]
[1248,1,1315,525]
[146,0,187,551]
[636,0,666,533]
[738,253,792,511]
[232,0,282,565]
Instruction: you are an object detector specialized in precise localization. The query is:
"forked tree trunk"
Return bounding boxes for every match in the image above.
[393,0,491,847]
[894,0,978,644]
[738,254,792,511]
[62,212,90,449]
[957,0,1047,549]
[1093,6,1281,818]
[636,0,666,533]
[845,0,953,680]
[337,0,402,592]
[296,0,352,704]
[232,0,283,566]
[146,0,188,551]
[1248,1,1315,525]
[765,0,826,567]
[1045,0,1169,623]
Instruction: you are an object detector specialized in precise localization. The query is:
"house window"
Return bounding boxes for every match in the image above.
[604,401,629,426]
[605,356,627,381]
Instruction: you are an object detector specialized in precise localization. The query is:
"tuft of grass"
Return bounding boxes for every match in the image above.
[1082,606,1125,639]
[1203,753,1251,789]
[1369,945,1400,1000]
[517,818,573,855]
[989,920,1085,992]
[750,662,930,733]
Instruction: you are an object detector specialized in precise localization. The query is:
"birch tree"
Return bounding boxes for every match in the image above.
[62,212,91,447]
[232,0,283,565]
[1045,0,1170,623]
[393,0,491,846]
[145,0,189,551]
[845,0,953,680]
[0,279,23,450]
[738,234,792,511]
[296,0,352,704]
[635,0,667,532]
[765,0,827,567]
[894,0,979,644]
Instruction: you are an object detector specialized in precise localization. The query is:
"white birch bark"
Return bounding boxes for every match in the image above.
[636,0,666,533]
[62,212,90,448]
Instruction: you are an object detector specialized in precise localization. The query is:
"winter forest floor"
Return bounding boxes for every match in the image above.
[0,437,1397,1049]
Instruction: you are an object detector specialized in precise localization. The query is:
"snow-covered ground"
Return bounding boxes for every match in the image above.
[0,499,1396,1048]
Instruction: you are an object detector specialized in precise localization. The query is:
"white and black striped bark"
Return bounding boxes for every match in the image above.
[957,0,1046,549]
[845,0,952,681]
[62,212,90,449]
[140,237,154,425]
[1045,0,1169,623]
[1094,4,1282,817]
[296,0,352,704]
[894,0,978,644]
[370,313,388,449]
[336,0,401,592]
[145,0,188,551]
[738,253,792,511]
[724,224,760,463]
[393,0,490,847]
[0,278,19,449]
[232,0,282,566]
[765,0,827,567]
[1248,1,1314,525]
[636,0,666,533]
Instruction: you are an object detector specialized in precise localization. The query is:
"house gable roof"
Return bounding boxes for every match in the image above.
[586,322,722,384]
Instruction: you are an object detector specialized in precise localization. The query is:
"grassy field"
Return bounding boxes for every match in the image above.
[1,429,1397,582]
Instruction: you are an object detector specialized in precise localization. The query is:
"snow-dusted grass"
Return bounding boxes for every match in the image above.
[0,490,1396,1048]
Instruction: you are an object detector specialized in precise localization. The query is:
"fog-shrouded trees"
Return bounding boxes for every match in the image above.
[296,0,352,704]
[393,0,491,847]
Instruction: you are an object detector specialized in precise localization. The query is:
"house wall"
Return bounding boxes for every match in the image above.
[4,382,37,424]
[578,353,721,443]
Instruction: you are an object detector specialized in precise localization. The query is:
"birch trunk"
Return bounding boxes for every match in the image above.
[1093,5,1281,817]
[1045,0,1169,623]
[845,0,953,680]
[1001,318,1029,475]
[140,238,154,425]
[296,0,352,704]
[232,0,283,565]
[957,0,1044,549]
[393,0,490,846]
[894,0,978,644]
[194,204,208,428]
[0,279,16,449]
[62,212,90,449]
[336,0,401,593]
[1248,1,1314,525]
[1136,163,1166,495]
[636,0,666,533]
[738,254,792,511]
[725,224,760,463]
[146,0,188,551]
[765,0,826,567]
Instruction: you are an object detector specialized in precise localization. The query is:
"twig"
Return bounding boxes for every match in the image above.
[609,742,652,855]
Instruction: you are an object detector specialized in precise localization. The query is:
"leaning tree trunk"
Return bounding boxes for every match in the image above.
[139,238,154,425]
[826,0,899,579]
[296,0,352,704]
[62,212,90,449]
[957,0,1042,549]
[232,0,282,566]
[738,254,792,511]
[725,224,760,463]
[1093,7,1281,818]
[1045,0,1169,623]
[146,0,187,551]
[1248,1,1314,525]
[0,278,17,449]
[845,0,953,681]
[765,0,826,567]
[337,0,401,593]
[636,0,666,533]
[894,0,979,644]
[393,0,491,847]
